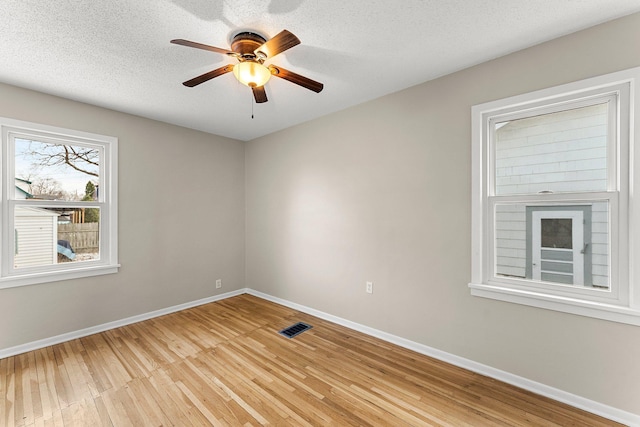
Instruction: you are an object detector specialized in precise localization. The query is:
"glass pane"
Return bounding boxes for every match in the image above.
[541,218,572,249]
[494,202,609,289]
[494,102,608,195]
[14,138,100,201]
[14,206,100,269]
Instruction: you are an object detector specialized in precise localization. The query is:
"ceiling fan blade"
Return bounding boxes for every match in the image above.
[268,65,324,93]
[171,39,237,56]
[182,64,234,87]
[252,86,268,103]
[254,30,300,59]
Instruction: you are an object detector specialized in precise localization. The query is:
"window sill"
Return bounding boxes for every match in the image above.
[0,264,120,289]
[469,282,640,326]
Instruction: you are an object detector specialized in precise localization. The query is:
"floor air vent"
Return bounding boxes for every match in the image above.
[279,322,312,339]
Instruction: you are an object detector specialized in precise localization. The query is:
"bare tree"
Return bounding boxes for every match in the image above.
[31,176,64,197]
[17,174,75,200]
[23,142,99,177]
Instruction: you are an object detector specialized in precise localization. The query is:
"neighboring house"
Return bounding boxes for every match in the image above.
[14,206,59,268]
[14,177,33,199]
[494,103,609,288]
[14,178,59,267]
[13,178,77,266]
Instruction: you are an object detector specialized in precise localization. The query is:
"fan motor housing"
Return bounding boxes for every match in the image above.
[231,32,267,57]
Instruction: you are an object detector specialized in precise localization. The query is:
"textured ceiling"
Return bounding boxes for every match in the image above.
[1,1,640,141]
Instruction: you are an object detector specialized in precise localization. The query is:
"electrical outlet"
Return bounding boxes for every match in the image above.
[216,279,222,289]
[366,281,373,294]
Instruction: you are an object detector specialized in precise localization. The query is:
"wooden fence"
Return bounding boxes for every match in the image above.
[58,223,99,253]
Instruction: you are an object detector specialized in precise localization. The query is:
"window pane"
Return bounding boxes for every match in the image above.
[494,202,609,289]
[494,103,608,195]
[541,218,572,249]
[14,206,100,269]
[14,138,100,201]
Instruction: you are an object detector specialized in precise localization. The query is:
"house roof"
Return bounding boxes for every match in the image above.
[0,1,639,141]
[15,186,33,199]
[15,177,34,199]
[15,206,59,217]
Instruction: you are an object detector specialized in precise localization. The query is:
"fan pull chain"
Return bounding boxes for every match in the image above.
[251,92,255,119]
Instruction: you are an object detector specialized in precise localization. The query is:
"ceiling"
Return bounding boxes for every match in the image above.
[1,1,639,141]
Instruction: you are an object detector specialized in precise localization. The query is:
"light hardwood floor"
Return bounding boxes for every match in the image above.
[1,294,620,426]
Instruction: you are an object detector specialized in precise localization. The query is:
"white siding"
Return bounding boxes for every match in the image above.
[591,202,609,287]
[14,207,58,268]
[495,204,526,278]
[495,103,608,195]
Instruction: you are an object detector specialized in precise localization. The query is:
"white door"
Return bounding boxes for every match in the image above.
[531,210,584,286]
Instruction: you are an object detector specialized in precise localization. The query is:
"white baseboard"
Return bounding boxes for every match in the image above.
[0,289,244,360]
[2,287,638,426]
[246,289,640,427]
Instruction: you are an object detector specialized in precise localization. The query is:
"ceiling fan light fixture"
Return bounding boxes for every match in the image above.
[172,29,323,103]
[233,61,271,87]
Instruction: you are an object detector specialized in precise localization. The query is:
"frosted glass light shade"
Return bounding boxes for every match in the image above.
[233,62,271,87]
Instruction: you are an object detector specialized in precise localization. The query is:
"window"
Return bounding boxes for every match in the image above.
[1,118,118,288]
[470,67,640,325]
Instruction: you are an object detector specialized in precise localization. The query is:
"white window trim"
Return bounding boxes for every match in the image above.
[469,67,640,326]
[0,117,119,288]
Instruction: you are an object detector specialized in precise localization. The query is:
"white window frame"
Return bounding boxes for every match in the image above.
[0,117,119,288]
[469,67,640,326]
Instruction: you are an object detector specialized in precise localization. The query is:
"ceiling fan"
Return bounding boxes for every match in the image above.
[171,29,323,103]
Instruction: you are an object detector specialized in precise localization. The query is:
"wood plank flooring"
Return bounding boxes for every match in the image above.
[1,294,621,426]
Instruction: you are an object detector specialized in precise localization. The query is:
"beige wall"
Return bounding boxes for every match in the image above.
[246,13,640,414]
[0,84,246,350]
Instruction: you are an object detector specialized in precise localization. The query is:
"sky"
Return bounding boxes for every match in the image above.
[14,138,99,200]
